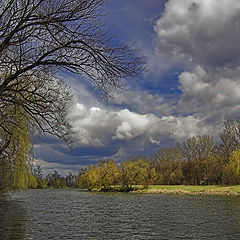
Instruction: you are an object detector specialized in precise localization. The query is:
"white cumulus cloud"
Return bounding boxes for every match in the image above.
[69,100,209,149]
[154,0,240,133]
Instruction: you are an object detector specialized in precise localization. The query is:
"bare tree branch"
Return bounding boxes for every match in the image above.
[0,0,145,146]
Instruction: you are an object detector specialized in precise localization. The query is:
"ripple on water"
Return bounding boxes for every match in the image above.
[1,189,240,239]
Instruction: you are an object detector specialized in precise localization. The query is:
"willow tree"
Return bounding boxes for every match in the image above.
[223,149,240,184]
[0,0,145,190]
[0,105,33,192]
[0,73,72,191]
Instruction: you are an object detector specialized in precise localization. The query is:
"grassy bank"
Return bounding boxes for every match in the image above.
[131,185,240,196]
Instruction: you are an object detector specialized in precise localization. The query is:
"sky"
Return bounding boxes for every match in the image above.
[34,0,240,175]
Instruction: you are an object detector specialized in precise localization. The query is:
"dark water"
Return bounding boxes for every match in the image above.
[1,189,240,239]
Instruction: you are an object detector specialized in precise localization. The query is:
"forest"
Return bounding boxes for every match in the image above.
[4,117,240,193]
[76,118,240,190]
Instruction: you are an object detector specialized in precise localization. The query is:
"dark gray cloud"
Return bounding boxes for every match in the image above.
[178,67,240,124]
[111,89,176,116]
[154,0,240,134]
[154,0,240,69]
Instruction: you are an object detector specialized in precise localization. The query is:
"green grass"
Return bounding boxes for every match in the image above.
[132,185,240,195]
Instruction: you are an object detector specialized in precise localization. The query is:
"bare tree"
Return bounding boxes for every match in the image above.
[219,118,240,160]
[0,0,145,144]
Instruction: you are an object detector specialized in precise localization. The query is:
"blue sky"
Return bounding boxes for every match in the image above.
[34,0,240,175]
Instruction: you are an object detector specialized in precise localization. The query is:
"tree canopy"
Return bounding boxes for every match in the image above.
[0,0,145,192]
[0,0,145,143]
[77,120,240,190]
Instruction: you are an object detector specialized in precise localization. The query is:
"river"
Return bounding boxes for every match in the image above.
[1,189,240,239]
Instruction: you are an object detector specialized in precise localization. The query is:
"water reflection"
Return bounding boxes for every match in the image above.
[0,197,26,240]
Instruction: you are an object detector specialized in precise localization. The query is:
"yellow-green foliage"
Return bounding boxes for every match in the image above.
[27,174,38,189]
[37,179,48,189]
[120,159,149,186]
[76,121,240,189]
[77,133,240,189]
[223,149,240,184]
[77,172,90,189]
[78,160,121,189]
[0,105,34,191]
[99,160,121,188]
[77,158,151,190]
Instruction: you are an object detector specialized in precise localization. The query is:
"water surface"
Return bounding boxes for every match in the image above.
[1,189,240,239]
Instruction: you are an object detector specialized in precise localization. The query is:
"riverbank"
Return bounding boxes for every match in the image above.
[130,185,240,196]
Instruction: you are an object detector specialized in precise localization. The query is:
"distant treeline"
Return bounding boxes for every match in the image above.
[0,167,78,191]
[77,118,240,190]
[2,118,240,194]
[32,168,78,189]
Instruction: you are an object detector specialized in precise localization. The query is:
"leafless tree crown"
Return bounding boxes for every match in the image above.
[0,0,145,144]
